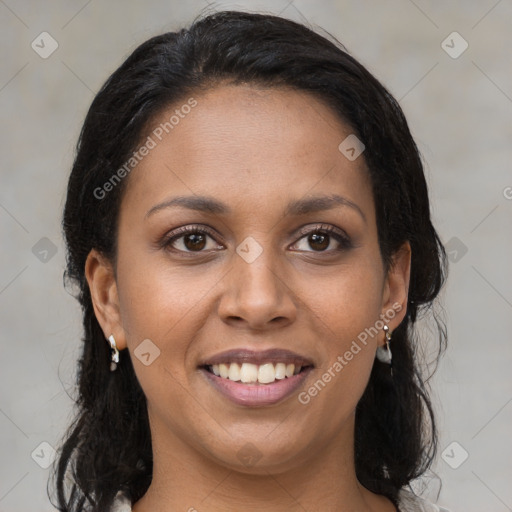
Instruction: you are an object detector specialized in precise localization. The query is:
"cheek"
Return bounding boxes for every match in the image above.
[299,279,380,436]
[300,256,383,404]
[116,247,211,339]
[115,256,212,414]
[115,250,217,392]
[309,256,384,345]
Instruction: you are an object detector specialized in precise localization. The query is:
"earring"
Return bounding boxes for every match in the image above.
[107,334,120,372]
[376,325,393,374]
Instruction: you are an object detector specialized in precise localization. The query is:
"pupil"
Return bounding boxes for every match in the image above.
[183,232,330,252]
[309,233,328,251]
[185,233,206,251]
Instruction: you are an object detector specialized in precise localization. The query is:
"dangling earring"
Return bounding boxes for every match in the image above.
[107,334,120,372]
[376,325,393,375]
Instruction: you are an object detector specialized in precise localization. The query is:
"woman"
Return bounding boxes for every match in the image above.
[51,10,450,512]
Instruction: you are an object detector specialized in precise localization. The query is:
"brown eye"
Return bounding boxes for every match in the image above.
[182,232,207,251]
[292,224,352,253]
[307,232,330,251]
[161,225,222,254]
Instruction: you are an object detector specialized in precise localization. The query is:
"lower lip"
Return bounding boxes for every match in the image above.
[200,367,313,407]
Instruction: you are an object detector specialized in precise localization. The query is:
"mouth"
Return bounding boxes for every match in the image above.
[200,361,313,385]
[198,348,315,406]
[198,347,315,385]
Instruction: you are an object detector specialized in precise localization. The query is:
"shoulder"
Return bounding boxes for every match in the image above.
[110,489,453,512]
[398,489,452,512]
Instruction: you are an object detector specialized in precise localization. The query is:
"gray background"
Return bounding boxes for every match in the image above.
[1,1,511,510]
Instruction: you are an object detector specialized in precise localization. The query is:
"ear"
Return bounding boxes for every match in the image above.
[380,241,411,333]
[85,249,127,351]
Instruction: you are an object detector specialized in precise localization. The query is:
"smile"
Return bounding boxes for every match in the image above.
[200,364,313,407]
[205,361,307,384]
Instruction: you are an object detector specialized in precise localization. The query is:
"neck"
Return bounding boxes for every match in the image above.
[132,411,394,512]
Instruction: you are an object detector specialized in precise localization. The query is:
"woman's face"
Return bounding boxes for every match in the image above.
[88,84,410,474]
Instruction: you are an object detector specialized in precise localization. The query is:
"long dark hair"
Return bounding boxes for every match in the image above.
[50,10,447,511]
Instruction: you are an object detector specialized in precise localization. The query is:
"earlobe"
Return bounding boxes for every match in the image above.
[381,241,411,330]
[85,249,127,350]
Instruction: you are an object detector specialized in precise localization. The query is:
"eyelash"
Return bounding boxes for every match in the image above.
[160,223,352,255]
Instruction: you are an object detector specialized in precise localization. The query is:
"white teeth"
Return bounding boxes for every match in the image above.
[228,362,241,381]
[209,362,307,384]
[218,363,229,379]
[240,363,259,383]
[257,363,275,384]
[274,362,287,380]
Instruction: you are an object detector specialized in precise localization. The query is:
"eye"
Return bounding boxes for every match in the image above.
[291,224,352,253]
[160,223,352,255]
[161,225,223,253]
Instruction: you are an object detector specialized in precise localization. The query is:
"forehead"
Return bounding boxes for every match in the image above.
[121,84,374,221]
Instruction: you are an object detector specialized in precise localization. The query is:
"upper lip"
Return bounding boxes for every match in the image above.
[199,348,315,368]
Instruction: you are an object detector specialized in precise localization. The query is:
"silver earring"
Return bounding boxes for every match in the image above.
[107,334,120,372]
[376,325,393,369]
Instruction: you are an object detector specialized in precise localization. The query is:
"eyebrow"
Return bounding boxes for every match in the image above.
[145,194,366,223]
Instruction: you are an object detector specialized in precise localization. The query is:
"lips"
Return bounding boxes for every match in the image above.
[200,365,314,406]
[197,348,315,406]
[199,348,315,368]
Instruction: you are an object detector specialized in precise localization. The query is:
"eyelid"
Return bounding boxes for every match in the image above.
[160,222,352,253]
[168,224,219,239]
[159,224,222,250]
[292,223,352,250]
[294,223,350,242]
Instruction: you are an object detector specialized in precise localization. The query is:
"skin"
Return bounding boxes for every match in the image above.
[86,84,411,512]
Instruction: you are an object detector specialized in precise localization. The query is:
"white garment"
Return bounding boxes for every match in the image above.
[110,488,452,511]
[398,489,451,511]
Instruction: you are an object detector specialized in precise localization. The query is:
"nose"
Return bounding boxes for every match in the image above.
[217,248,297,330]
